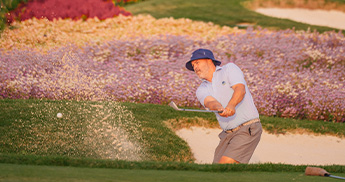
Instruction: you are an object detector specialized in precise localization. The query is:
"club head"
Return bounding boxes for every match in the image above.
[169,101,181,111]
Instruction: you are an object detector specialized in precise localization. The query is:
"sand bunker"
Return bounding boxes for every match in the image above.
[255,8,345,30]
[176,127,345,165]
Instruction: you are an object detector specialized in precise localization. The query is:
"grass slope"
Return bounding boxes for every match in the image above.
[126,0,343,32]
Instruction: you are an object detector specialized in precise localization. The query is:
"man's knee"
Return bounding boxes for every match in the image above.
[218,156,240,164]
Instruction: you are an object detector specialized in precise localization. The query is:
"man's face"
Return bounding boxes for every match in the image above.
[191,59,211,79]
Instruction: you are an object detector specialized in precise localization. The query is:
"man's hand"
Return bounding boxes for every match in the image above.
[204,83,245,117]
[219,105,236,117]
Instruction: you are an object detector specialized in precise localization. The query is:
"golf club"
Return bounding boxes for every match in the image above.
[305,167,345,180]
[169,101,222,113]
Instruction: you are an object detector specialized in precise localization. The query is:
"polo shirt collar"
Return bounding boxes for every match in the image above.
[202,66,222,83]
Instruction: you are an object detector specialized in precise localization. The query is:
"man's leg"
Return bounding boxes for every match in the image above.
[214,122,262,164]
[218,156,240,164]
[213,131,240,164]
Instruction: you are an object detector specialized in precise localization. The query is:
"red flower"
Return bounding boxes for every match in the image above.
[6,0,132,23]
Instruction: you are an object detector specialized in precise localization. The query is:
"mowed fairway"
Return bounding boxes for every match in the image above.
[0,163,338,182]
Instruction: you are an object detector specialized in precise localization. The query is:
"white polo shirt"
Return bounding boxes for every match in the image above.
[196,63,259,130]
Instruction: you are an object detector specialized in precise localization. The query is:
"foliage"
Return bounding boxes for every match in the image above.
[0,0,27,30]
[5,0,131,24]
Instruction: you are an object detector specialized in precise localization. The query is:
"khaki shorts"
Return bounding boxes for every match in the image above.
[213,121,262,164]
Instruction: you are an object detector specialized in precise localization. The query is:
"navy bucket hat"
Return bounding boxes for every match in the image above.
[185,48,221,71]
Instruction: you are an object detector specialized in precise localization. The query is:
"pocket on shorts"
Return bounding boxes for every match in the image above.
[248,122,262,136]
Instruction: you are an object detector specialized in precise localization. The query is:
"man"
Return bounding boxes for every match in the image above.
[186,48,262,164]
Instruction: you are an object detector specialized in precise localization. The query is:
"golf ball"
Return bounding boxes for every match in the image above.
[57,113,62,118]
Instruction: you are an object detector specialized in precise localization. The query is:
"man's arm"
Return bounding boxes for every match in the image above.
[223,83,246,117]
[204,96,223,111]
[204,83,246,117]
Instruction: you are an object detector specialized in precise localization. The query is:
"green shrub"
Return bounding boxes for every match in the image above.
[0,0,27,31]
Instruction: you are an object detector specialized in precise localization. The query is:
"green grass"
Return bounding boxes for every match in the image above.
[0,154,344,182]
[1,153,344,173]
[260,116,345,137]
[125,0,343,33]
[2,163,342,182]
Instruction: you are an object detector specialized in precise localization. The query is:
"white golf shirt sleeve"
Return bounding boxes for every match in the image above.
[196,82,210,108]
[226,63,246,87]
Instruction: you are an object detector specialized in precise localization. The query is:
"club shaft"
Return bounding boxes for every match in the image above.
[329,175,345,180]
[178,108,221,113]
[169,101,222,113]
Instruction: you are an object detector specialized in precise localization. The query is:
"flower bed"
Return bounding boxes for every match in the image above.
[1,15,237,51]
[6,0,131,23]
[0,16,344,122]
